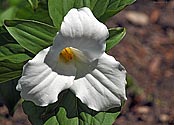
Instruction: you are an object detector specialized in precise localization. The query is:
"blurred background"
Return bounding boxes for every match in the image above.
[107,0,174,124]
[0,0,174,125]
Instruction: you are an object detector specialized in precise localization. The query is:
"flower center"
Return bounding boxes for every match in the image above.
[59,47,74,62]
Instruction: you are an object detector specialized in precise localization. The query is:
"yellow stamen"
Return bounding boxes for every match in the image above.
[59,47,74,62]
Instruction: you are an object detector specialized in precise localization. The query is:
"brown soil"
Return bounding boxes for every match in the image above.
[107,0,174,124]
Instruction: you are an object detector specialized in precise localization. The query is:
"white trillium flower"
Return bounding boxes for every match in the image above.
[16,7,127,111]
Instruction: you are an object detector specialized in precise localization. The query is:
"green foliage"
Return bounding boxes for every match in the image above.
[23,101,46,125]
[4,20,57,54]
[48,0,110,28]
[106,27,126,51]
[0,44,30,83]
[7,0,22,6]
[0,44,31,63]
[28,0,39,9]
[0,0,53,25]
[73,0,93,8]
[23,90,120,125]
[100,0,136,22]
[16,1,53,25]
[0,7,17,26]
[0,27,31,83]
[92,0,109,18]
[48,0,136,28]
[55,90,120,125]
[48,0,75,29]
[0,60,23,83]
[0,27,30,83]
[44,116,59,125]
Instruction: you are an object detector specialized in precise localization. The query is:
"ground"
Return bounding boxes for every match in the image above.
[109,0,174,124]
[0,0,174,125]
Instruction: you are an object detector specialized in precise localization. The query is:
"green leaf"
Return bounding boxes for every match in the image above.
[0,27,16,46]
[55,90,120,125]
[99,0,136,22]
[28,0,39,9]
[0,7,17,26]
[0,27,30,83]
[48,0,136,28]
[4,20,57,54]
[79,111,120,125]
[0,26,31,82]
[0,78,21,115]
[0,44,31,63]
[92,0,109,18]
[73,0,87,8]
[24,90,121,125]
[56,107,79,125]
[44,116,59,125]
[16,1,53,25]
[106,27,126,51]
[7,0,23,6]
[73,0,98,9]
[48,0,75,29]
[48,0,109,28]
[23,101,46,125]
[48,0,103,28]
[0,60,23,83]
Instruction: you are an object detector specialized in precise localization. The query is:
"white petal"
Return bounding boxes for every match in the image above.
[16,47,76,106]
[70,53,127,111]
[53,7,109,61]
[70,47,97,79]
